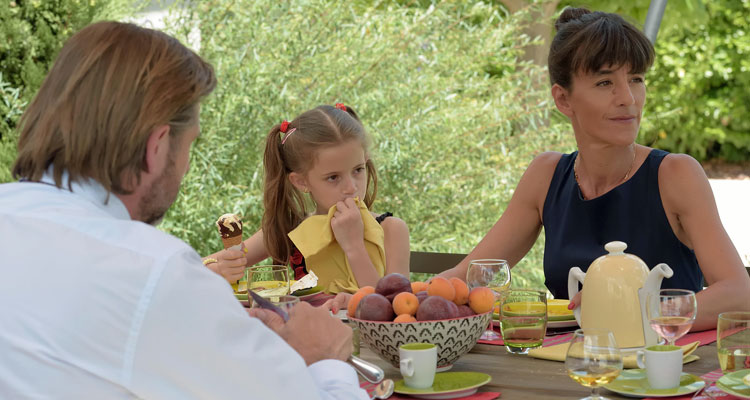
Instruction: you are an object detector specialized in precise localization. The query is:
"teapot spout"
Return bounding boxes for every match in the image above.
[638,263,674,347]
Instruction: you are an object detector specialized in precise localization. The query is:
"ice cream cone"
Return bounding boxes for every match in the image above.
[216,213,244,293]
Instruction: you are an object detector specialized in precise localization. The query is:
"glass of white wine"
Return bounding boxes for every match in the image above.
[717,311,750,373]
[565,329,623,400]
[247,265,290,304]
[466,259,511,341]
[646,289,697,346]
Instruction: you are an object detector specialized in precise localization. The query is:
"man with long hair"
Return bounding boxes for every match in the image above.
[0,21,366,399]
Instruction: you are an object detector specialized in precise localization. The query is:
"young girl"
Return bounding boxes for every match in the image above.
[204,104,410,294]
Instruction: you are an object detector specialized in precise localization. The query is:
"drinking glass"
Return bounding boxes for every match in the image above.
[247,265,290,304]
[717,311,750,373]
[566,329,623,400]
[646,289,697,346]
[466,259,511,341]
[500,289,547,354]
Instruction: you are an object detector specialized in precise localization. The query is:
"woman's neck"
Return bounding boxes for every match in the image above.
[574,144,638,200]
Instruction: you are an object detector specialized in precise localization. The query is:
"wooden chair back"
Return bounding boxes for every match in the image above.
[409,251,467,275]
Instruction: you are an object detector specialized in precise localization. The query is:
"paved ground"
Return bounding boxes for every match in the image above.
[709,179,750,266]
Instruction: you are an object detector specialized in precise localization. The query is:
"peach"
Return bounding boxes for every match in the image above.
[411,281,428,293]
[394,314,417,323]
[468,287,495,314]
[356,293,394,321]
[450,277,469,305]
[375,273,412,301]
[392,292,419,316]
[347,286,375,317]
[426,277,455,302]
[416,296,459,321]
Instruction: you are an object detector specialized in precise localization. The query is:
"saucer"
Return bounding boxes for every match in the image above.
[604,369,705,398]
[394,372,491,399]
[716,369,750,399]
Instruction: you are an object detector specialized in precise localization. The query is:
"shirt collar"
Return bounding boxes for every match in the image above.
[39,168,132,221]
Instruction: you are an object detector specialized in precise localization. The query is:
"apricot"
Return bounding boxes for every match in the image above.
[394,314,417,323]
[450,277,470,305]
[347,286,375,317]
[426,277,455,302]
[411,281,428,293]
[392,292,419,316]
[375,273,412,301]
[468,287,495,314]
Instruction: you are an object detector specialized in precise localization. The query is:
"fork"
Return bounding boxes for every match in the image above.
[691,380,716,400]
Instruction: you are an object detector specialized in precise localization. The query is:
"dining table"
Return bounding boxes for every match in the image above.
[356,333,724,399]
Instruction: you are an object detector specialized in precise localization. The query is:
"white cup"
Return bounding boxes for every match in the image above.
[399,343,437,389]
[636,344,683,389]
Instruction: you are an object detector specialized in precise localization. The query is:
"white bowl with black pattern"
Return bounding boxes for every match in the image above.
[349,311,491,371]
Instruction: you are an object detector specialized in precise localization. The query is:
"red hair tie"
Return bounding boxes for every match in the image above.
[335,103,347,111]
[279,120,297,144]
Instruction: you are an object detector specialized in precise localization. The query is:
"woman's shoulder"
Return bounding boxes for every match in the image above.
[523,151,565,178]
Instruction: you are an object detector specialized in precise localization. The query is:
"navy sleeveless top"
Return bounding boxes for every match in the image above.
[542,149,703,299]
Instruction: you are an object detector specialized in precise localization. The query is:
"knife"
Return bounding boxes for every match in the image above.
[248,290,384,383]
[248,290,289,321]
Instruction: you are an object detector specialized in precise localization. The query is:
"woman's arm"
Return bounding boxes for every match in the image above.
[660,154,750,331]
[439,152,561,281]
[381,216,410,277]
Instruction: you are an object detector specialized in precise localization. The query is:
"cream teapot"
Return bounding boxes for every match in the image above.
[568,241,673,352]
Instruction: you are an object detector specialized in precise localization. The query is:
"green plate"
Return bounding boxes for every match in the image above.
[716,369,750,399]
[291,285,324,298]
[234,292,248,301]
[394,372,491,399]
[604,369,704,398]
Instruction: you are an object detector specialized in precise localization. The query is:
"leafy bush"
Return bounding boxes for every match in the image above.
[639,0,750,161]
[158,0,574,289]
[0,0,136,170]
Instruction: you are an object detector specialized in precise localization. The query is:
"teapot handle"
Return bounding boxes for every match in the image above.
[568,266,586,327]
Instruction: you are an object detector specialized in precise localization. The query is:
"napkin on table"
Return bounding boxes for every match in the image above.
[527,341,700,368]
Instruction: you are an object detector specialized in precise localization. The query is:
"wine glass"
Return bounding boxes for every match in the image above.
[566,329,623,400]
[466,259,511,341]
[247,265,290,304]
[646,289,697,346]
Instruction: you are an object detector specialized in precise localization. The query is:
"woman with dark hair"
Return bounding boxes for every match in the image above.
[440,7,750,330]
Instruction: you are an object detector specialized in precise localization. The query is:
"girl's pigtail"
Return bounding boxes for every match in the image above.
[262,124,305,264]
[364,159,378,209]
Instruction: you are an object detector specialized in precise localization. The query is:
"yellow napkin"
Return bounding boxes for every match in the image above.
[527,341,700,368]
[288,199,386,294]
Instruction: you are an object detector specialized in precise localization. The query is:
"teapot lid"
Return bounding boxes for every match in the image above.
[591,240,648,272]
[604,241,627,255]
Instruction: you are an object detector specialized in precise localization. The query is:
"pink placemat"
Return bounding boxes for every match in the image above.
[676,329,717,347]
[360,381,500,399]
[643,369,744,400]
[477,325,575,347]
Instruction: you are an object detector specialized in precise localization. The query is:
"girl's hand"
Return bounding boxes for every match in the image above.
[202,244,248,283]
[322,292,353,314]
[330,198,365,253]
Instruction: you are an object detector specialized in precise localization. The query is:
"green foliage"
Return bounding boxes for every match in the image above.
[0,0,138,168]
[640,0,750,161]
[156,0,574,290]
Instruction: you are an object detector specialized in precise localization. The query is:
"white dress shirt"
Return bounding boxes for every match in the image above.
[0,172,368,400]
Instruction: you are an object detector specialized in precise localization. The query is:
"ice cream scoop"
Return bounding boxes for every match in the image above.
[216,213,243,249]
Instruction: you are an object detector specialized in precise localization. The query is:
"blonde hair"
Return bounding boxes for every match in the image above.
[12,21,216,193]
[262,105,378,264]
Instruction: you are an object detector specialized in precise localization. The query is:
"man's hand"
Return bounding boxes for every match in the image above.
[276,302,353,364]
[330,198,365,253]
